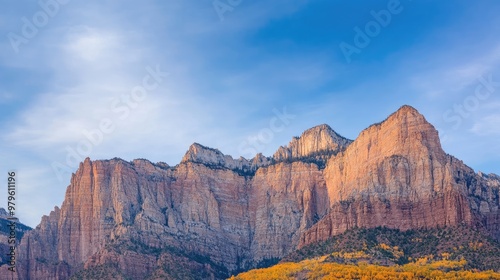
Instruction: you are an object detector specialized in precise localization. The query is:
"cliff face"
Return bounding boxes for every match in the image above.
[323,105,449,205]
[300,106,499,247]
[8,105,500,279]
[249,162,329,261]
[13,127,344,279]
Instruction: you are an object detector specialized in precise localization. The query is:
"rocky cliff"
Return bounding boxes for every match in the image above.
[299,106,500,247]
[11,123,348,279]
[5,105,500,279]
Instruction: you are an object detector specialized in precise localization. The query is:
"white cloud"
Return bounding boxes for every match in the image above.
[64,27,120,62]
[471,114,500,136]
[409,46,500,100]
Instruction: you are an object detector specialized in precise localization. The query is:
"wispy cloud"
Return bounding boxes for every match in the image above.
[408,44,500,100]
[471,114,500,136]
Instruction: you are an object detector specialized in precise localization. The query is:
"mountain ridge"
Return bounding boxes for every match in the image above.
[180,123,353,175]
[3,105,499,279]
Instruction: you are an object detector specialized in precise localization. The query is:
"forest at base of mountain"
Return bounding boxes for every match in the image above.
[230,258,500,280]
[231,225,500,280]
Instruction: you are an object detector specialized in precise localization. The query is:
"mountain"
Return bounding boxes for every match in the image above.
[273,124,352,163]
[0,208,32,269]
[300,106,500,247]
[2,105,499,279]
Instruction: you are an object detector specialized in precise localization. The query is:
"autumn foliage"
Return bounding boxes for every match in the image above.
[230,257,500,280]
[232,226,500,279]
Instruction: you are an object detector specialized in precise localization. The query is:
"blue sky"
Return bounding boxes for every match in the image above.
[1,0,500,227]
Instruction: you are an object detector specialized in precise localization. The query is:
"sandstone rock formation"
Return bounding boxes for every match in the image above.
[273,124,352,162]
[299,106,500,247]
[4,105,500,279]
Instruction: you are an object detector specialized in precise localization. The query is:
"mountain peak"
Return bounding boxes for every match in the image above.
[181,142,227,165]
[179,123,354,172]
[273,124,352,162]
[303,123,334,133]
[0,208,7,218]
[364,105,431,133]
[181,142,271,173]
[353,104,445,167]
[389,105,426,122]
[397,104,419,114]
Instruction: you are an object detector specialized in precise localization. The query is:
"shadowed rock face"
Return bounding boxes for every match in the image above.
[7,105,500,279]
[0,209,31,272]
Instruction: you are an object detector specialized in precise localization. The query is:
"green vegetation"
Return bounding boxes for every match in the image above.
[70,264,129,280]
[276,149,343,169]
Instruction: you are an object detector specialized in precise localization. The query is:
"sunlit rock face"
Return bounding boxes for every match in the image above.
[301,106,499,247]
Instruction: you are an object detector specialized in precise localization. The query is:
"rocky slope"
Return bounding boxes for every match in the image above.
[0,208,31,279]
[235,225,500,279]
[285,225,500,271]
[4,105,500,279]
